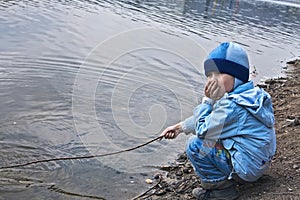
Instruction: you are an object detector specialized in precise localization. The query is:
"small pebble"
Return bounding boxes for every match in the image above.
[145,179,153,184]
[155,189,166,196]
[293,164,298,169]
[175,171,183,176]
[154,173,161,180]
[13,122,16,125]
[183,167,191,174]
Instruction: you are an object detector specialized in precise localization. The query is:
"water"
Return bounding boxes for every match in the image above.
[0,0,299,199]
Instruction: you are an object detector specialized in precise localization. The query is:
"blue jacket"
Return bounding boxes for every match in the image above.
[181,81,276,182]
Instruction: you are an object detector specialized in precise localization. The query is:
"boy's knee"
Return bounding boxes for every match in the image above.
[186,135,199,154]
[186,136,208,158]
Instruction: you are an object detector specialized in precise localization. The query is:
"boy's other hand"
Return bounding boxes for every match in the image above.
[205,80,224,100]
[160,123,183,140]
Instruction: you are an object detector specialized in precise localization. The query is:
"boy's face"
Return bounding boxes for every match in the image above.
[205,72,234,100]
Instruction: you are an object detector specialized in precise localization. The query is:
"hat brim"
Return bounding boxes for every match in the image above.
[204,58,249,82]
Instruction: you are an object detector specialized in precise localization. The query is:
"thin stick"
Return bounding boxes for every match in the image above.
[0,136,163,169]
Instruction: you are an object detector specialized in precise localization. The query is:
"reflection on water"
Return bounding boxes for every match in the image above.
[0,0,299,199]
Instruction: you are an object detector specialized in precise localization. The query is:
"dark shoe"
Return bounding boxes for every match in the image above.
[192,185,239,200]
[192,187,206,198]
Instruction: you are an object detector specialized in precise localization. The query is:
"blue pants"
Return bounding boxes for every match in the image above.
[186,136,232,184]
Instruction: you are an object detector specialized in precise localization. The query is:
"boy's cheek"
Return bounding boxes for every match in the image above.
[218,88,226,98]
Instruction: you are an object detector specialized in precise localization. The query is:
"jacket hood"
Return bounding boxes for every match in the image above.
[228,81,275,128]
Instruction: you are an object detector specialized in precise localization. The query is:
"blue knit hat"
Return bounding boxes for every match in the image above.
[204,42,249,83]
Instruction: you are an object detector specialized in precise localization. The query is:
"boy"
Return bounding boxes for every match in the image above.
[160,42,276,200]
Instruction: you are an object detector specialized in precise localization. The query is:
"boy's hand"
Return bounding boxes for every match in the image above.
[160,123,183,140]
[205,80,224,100]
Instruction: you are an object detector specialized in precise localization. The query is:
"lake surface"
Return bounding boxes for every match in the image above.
[0,0,299,199]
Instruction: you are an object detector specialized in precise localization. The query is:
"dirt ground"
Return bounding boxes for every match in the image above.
[135,58,300,200]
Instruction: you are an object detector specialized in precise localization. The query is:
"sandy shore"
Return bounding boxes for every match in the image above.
[134,58,300,200]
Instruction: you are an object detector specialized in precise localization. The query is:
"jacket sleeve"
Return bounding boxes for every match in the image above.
[180,116,196,134]
[180,97,215,135]
[193,97,238,139]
